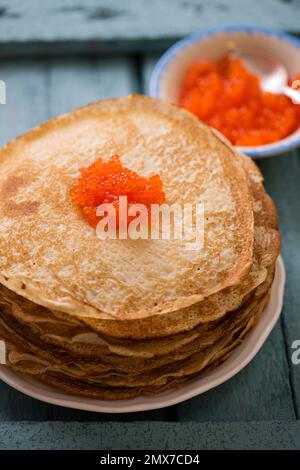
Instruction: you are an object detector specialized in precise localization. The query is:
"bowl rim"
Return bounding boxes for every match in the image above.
[149,25,300,158]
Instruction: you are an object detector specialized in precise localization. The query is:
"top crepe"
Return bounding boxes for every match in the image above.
[0,95,254,320]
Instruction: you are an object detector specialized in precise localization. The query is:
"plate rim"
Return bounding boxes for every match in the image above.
[0,255,285,414]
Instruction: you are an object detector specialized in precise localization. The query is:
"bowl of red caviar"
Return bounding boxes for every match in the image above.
[150,26,300,158]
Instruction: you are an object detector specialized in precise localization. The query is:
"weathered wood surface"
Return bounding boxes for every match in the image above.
[0,421,299,450]
[0,0,300,56]
[259,153,300,419]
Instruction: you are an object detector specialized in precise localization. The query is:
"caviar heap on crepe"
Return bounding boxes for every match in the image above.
[0,95,280,399]
[70,154,165,229]
[180,56,300,146]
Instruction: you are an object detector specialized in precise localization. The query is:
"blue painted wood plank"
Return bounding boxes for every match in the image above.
[0,421,299,450]
[258,151,300,419]
[0,380,177,421]
[47,57,138,117]
[0,0,300,56]
[0,383,54,421]
[0,61,48,147]
[141,54,160,95]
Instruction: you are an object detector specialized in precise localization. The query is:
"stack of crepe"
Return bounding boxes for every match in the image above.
[0,95,280,399]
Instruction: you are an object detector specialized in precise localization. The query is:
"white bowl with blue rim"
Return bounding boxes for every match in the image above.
[149,26,300,158]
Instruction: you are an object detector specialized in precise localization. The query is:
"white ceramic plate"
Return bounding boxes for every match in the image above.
[0,256,285,413]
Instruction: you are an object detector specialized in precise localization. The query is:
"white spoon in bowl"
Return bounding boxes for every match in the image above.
[232,48,300,104]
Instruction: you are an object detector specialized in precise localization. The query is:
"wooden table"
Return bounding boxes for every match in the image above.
[0,0,300,450]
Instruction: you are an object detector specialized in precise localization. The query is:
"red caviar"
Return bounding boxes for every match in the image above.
[70,155,165,228]
[180,56,300,146]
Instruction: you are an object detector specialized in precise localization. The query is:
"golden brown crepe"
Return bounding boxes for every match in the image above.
[0,95,254,320]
